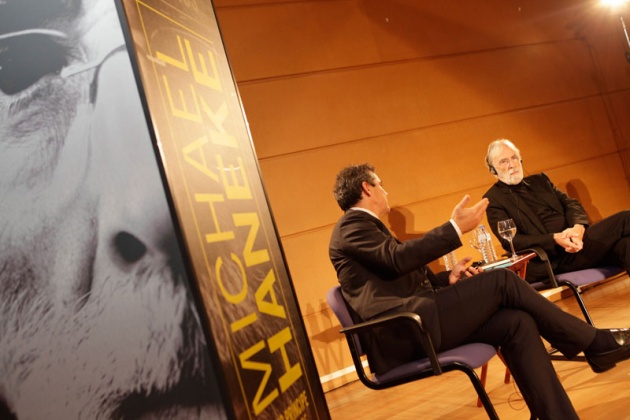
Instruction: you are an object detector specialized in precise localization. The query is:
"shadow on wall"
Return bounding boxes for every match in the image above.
[565,179,602,224]
[388,207,447,273]
[304,301,349,375]
[306,300,343,343]
[388,207,424,241]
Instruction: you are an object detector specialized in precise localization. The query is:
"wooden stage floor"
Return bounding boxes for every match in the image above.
[324,274,630,420]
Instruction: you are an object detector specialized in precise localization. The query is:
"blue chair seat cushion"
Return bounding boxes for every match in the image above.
[530,266,623,290]
[555,266,623,287]
[374,343,496,383]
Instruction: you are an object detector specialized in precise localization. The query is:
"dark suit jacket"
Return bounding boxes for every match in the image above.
[483,173,590,280]
[329,209,461,373]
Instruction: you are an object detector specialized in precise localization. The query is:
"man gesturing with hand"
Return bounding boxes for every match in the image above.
[329,163,630,420]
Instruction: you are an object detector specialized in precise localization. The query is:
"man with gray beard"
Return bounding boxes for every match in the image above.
[0,0,225,418]
[483,138,630,283]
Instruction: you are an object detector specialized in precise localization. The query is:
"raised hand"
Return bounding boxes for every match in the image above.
[451,195,489,234]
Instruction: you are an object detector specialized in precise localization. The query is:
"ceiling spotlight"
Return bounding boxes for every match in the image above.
[601,0,630,62]
[601,0,628,8]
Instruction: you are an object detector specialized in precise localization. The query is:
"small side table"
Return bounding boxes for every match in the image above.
[506,252,536,279]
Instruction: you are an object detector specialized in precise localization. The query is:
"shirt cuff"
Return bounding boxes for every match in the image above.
[449,219,463,237]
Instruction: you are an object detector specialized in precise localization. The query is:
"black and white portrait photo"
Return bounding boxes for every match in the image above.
[0,0,227,418]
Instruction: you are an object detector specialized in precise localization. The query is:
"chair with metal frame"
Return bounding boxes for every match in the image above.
[499,247,625,385]
[520,247,624,326]
[326,285,501,420]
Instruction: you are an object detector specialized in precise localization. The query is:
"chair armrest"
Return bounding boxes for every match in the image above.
[340,311,442,375]
[516,247,559,288]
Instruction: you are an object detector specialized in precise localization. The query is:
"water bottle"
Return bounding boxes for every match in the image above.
[443,250,458,270]
[479,225,497,262]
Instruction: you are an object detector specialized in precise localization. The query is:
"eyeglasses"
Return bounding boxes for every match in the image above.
[496,155,521,168]
[0,28,126,102]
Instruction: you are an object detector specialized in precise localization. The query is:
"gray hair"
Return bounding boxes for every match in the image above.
[485,139,521,173]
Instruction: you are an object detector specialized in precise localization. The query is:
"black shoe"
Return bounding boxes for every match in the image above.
[586,328,630,373]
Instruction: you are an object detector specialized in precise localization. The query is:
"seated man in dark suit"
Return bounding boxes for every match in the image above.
[329,163,630,420]
[483,138,629,283]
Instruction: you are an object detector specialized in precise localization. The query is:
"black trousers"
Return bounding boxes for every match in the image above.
[403,269,596,420]
[556,210,630,274]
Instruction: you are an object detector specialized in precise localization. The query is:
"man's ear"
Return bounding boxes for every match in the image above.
[361,181,372,196]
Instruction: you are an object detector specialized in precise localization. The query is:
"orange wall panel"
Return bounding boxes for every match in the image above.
[217,1,381,81]
[214,0,630,384]
[259,97,620,237]
[241,41,601,159]
[216,0,619,81]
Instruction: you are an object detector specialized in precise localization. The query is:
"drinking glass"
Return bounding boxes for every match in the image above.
[497,219,518,261]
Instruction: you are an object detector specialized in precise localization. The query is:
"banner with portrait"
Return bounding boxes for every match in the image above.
[118,0,329,419]
[0,0,227,418]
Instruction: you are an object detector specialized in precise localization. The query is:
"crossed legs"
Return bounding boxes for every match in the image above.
[468,309,578,419]
[431,269,596,419]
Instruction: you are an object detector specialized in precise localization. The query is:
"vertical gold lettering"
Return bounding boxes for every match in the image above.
[155,35,189,70]
[218,155,252,199]
[240,341,279,415]
[216,253,247,304]
[183,136,219,181]
[184,38,222,91]
[255,269,286,319]
[199,98,238,147]
[230,312,258,333]
[233,213,268,267]
[268,327,302,392]
[216,254,258,332]
[195,193,234,243]
[163,76,202,121]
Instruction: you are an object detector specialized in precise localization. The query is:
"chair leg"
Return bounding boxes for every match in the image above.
[476,362,488,407]
[477,352,512,408]
[498,351,511,383]
[559,280,594,326]
[455,364,499,420]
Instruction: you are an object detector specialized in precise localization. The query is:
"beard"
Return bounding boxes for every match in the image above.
[498,169,523,185]
[0,246,223,419]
